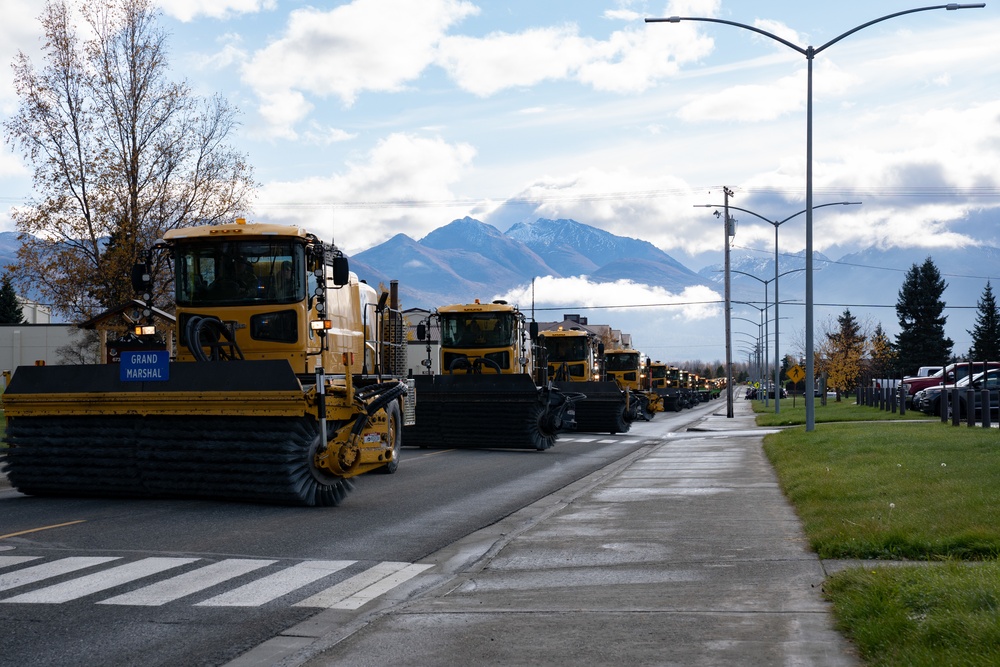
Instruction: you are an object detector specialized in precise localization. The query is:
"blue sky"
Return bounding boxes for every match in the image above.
[1,1,998,361]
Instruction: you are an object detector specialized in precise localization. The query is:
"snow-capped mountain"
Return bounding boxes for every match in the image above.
[353,217,711,310]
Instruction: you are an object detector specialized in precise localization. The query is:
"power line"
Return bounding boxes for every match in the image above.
[7,184,999,209]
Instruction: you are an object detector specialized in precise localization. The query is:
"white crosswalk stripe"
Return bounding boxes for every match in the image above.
[0,557,120,593]
[195,560,355,607]
[0,556,433,609]
[295,561,433,609]
[99,558,275,606]
[1,558,197,604]
[0,556,43,570]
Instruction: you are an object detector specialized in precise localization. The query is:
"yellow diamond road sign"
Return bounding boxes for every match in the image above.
[787,365,805,384]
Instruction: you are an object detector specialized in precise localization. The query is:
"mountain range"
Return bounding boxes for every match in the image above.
[351,216,709,309]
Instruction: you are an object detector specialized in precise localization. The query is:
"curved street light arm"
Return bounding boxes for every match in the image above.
[695,202,861,227]
[647,6,984,58]
[814,4,986,56]
[730,269,766,284]
[645,16,807,55]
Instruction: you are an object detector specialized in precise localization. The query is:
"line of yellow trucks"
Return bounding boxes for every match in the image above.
[0,220,723,507]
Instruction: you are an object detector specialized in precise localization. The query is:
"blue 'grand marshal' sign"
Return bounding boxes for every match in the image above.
[120,349,170,382]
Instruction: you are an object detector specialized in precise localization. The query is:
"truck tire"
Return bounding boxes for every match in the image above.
[376,401,402,474]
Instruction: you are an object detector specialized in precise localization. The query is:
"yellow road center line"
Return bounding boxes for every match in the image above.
[0,520,87,540]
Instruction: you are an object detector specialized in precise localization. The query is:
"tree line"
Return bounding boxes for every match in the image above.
[811,257,999,396]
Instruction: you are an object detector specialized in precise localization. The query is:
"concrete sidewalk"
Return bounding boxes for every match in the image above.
[289,396,859,667]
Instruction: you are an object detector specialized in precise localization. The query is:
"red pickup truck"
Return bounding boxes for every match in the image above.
[901,362,1000,407]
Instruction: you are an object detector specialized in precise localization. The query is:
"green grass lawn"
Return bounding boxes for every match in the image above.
[762,411,1000,666]
[752,394,927,426]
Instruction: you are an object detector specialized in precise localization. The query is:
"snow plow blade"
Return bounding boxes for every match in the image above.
[553,380,630,434]
[1,361,353,506]
[404,374,576,450]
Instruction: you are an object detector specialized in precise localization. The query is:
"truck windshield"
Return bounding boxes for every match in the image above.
[174,241,306,306]
[542,336,589,362]
[439,312,516,348]
[605,353,639,371]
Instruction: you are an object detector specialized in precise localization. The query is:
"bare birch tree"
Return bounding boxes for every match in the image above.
[4,0,256,322]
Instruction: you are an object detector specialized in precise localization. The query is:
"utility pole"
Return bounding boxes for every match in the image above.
[723,186,734,418]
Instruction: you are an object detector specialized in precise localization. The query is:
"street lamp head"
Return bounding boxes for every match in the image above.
[644,16,682,23]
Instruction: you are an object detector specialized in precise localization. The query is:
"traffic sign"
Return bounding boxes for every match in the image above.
[787,365,805,384]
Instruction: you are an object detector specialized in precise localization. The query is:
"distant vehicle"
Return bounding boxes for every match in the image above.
[916,366,943,377]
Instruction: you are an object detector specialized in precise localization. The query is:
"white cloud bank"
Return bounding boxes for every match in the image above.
[253,132,476,254]
[497,277,722,322]
[157,0,276,22]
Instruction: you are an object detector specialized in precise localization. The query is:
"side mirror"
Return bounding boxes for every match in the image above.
[529,321,538,341]
[332,256,350,286]
[597,342,605,356]
[417,323,426,341]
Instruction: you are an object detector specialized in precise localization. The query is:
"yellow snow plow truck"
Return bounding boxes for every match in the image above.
[406,300,578,450]
[603,349,659,420]
[538,327,630,434]
[1,219,411,506]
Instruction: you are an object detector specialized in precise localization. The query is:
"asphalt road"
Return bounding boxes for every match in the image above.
[0,400,719,667]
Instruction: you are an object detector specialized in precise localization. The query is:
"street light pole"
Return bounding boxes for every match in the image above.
[653,4,984,430]
[732,269,804,408]
[723,188,735,417]
[699,202,859,413]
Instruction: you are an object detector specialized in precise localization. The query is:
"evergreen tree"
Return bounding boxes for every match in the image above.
[0,276,25,324]
[895,257,953,375]
[967,281,1000,362]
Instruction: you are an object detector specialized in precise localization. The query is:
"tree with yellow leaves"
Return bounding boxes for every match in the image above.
[817,309,867,400]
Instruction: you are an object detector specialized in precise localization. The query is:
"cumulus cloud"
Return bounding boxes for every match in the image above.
[436,17,714,97]
[436,26,589,96]
[497,277,722,322]
[252,133,476,254]
[240,0,477,134]
[157,0,276,22]
[239,0,719,136]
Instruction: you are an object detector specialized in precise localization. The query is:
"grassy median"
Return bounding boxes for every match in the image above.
[752,394,927,426]
[759,401,1000,666]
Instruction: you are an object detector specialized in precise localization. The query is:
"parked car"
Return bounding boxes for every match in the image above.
[916,365,943,377]
[916,369,1000,417]
[901,362,1000,408]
